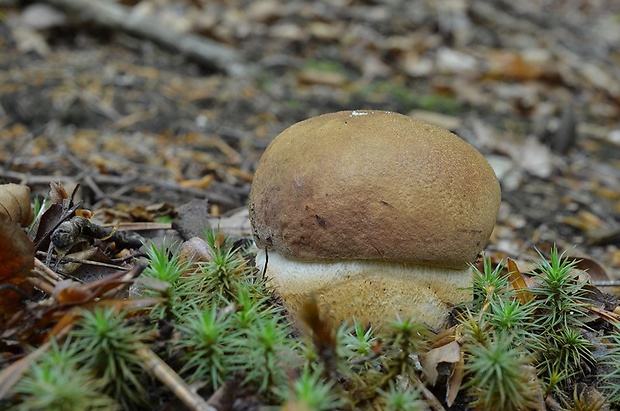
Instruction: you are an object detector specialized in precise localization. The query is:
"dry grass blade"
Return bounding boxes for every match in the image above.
[507,258,533,304]
[587,305,620,325]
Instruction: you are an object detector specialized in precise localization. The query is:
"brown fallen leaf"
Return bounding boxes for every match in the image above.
[558,210,606,232]
[0,220,34,325]
[570,256,611,282]
[179,174,215,189]
[0,184,34,227]
[507,258,534,304]
[54,279,97,305]
[446,351,464,407]
[486,49,553,81]
[419,340,461,386]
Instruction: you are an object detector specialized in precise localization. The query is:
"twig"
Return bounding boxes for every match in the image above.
[410,374,446,411]
[135,347,217,411]
[100,261,146,299]
[34,257,63,282]
[587,305,620,325]
[42,0,248,76]
[55,256,131,271]
[26,276,55,295]
[0,170,244,209]
[592,280,620,287]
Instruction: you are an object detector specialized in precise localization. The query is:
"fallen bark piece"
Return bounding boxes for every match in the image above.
[42,0,249,76]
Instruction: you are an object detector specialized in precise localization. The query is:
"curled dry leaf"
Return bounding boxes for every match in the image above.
[507,258,534,304]
[570,256,611,282]
[53,279,94,305]
[446,352,464,407]
[419,340,461,386]
[0,184,34,227]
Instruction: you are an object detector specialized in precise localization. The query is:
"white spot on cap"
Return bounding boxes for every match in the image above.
[350,111,369,116]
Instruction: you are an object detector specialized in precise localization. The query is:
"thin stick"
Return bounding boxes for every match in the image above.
[135,347,217,411]
[34,257,63,282]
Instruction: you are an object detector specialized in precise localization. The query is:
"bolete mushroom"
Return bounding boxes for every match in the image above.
[249,110,501,329]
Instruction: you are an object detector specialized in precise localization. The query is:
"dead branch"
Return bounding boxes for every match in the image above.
[41,0,249,76]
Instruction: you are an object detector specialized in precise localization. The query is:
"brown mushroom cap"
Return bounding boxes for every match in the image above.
[250,110,500,269]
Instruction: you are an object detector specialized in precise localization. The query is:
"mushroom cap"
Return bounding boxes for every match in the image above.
[250,110,500,269]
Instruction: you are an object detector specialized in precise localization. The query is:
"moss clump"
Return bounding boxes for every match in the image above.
[8,238,620,410]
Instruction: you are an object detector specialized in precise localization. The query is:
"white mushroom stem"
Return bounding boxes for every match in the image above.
[257,250,473,329]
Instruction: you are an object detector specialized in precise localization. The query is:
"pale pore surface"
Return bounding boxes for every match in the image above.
[257,250,472,329]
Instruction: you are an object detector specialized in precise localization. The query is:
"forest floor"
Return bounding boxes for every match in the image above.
[1,0,620,408]
[2,0,619,279]
[2,0,620,273]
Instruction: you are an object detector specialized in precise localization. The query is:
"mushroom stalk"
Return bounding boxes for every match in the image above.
[257,250,472,329]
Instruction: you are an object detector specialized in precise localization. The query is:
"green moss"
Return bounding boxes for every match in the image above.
[9,238,620,410]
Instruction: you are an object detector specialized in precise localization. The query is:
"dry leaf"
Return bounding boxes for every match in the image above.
[559,210,606,232]
[0,221,34,282]
[486,49,553,80]
[0,220,34,324]
[420,340,461,386]
[0,184,34,227]
[207,207,252,239]
[28,203,63,249]
[519,136,554,178]
[570,256,610,282]
[507,258,533,304]
[446,351,465,407]
[435,48,478,74]
[54,280,95,305]
[48,182,69,204]
[409,109,462,130]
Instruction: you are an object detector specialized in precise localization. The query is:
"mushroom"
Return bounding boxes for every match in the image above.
[249,110,501,329]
